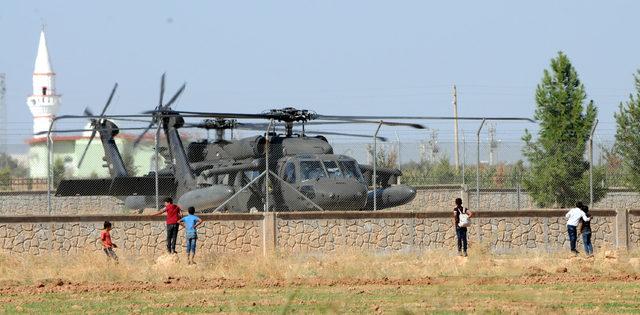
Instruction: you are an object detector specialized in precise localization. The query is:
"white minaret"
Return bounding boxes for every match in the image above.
[27,29,61,138]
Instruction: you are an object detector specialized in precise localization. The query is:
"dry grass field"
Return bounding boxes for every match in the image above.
[1,246,640,314]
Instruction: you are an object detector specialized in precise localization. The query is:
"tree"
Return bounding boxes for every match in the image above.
[0,167,11,190]
[0,153,29,177]
[522,52,605,207]
[614,70,640,190]
[366,144,398,169]
[122,150,139,176]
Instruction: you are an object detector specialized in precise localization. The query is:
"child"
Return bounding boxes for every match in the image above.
[580,205,593,256]
[153,197,182,254]
[100,221,118,261]
[565,202,590,255]
[178,207,203,265]
[453,198,473,257]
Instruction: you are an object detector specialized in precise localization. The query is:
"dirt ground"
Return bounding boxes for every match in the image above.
[1,249,640,313]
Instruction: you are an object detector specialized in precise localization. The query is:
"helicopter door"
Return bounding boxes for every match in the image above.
[279,161,306,211]
[283,162,296,184]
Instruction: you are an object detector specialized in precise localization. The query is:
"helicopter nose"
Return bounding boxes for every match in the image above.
[311,180,368,210]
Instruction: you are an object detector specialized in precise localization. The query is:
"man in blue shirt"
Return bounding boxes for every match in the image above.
[178,207,203,265]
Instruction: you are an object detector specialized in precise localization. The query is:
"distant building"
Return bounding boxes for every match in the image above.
[26,29,159,179]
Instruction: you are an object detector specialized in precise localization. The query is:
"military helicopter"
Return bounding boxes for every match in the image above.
[55,76,532,212]
[54,76,423,212]
[141,106,422,212]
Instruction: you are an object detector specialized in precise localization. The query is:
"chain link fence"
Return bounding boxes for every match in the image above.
[1,114,635,215]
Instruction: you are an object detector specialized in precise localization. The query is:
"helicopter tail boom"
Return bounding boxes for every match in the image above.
[55,176,176,197]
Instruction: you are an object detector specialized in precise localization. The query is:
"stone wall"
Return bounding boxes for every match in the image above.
[398,187,640,212]
[0,214,263,255]
[629,210,640,250]
[273,210,618,253]
[0,192,124,216]
[2,188,640,215]
[394,187,463,212]
[0,210,632,256]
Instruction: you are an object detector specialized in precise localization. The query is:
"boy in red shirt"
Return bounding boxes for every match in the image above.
[100,221,118,261]
[153,197,182,254]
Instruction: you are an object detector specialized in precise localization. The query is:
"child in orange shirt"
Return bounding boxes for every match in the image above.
[100,221,118,261]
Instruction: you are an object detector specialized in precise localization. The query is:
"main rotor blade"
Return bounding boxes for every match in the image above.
[163,83,186,110]
[159,73,166,110]
[133,122,155,148]
[314,117,425,129]
[83,107,94,117]
[113,118,154,123]
[237,121,417,129]
[77,129,97,168]
[303,130,388,141]
[143,110,270,120]
[316,114,535,123]
[263,127,388,141]
[41,127,154,134]
[100,83,118,117]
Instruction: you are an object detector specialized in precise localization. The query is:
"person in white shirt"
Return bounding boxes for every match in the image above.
[565,202,590,254]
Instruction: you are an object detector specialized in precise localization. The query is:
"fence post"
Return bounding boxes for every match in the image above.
[589,119,598,208]
[461,130,466,187]
[395,131,401,185]
[615,208,629,251]
[264,119,273,212]
[155,122,161,210]
[373,121,383,211]
[47,127,53,215]
[517,168,521,211]
[476,119,486,211]
[262,212,276,256]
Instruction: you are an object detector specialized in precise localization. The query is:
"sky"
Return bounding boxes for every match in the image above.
[1,1,639,152]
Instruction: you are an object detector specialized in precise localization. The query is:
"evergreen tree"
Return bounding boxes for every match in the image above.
[614,70,640,190]
[522,52,604,207]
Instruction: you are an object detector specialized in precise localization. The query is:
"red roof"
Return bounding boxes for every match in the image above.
[26,133,154,145]
[26,131,199,145]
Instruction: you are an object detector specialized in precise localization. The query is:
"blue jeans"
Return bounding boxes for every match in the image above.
[456,227,468,253]
[186,238,197,254]
[582,230,593,255]
[567,225,578,252]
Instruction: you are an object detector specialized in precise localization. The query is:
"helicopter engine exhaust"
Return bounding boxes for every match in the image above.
[177,184,235,211]
[365,185,417,210]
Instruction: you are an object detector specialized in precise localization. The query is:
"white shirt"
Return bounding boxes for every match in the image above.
[565,207,590,226]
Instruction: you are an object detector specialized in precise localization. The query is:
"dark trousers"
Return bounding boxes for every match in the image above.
[166,224,179,253]
[456,227,468,253]
[103,247,118,261]
[582,229,593,255]
[567,225,578,252]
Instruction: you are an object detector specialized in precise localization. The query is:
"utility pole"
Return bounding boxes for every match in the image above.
[0,74,6,157]
[429,130,439,162]
[453,84,459,171]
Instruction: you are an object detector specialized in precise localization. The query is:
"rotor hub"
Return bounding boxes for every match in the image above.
[264,107,317,123]
[201,118,238,130]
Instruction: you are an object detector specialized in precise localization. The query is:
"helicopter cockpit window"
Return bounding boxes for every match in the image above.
[283,162,296,183]
[339,160,364,182]
[300,160,326,181]
[244,171,260,181]
[323,161,343,178]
